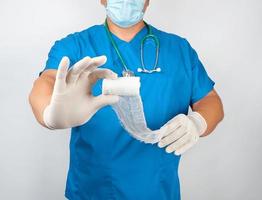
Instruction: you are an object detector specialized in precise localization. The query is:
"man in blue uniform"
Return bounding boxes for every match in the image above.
[29,0,224,199]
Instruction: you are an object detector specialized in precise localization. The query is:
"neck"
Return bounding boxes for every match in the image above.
[106,18,145,42]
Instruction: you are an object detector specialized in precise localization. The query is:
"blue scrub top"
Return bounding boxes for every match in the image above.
[40,23,215,200]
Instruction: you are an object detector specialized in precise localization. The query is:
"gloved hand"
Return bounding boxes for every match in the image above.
[158,112,207,156]
[43,56,119,130]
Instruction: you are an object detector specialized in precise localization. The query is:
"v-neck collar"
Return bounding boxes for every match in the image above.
[107,24,148,46]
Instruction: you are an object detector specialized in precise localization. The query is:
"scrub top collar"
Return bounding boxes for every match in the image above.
[106,22,149,46]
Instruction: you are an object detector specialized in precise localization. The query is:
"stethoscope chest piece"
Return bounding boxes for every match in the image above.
[122,70,135,77]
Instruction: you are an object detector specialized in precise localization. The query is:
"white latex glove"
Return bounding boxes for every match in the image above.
[158,112,207,156]
[43,56,119,130]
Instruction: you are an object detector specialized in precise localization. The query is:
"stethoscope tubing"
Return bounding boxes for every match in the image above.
[104,20,161,76]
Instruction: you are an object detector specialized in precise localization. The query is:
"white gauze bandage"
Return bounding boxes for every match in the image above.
[102,77,164,144]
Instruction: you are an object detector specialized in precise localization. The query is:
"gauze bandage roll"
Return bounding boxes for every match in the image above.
[102,77,140,96]
[102,77,164,144]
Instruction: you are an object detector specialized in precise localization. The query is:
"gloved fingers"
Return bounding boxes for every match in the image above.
[161,114,188,137]
[165,133,191,153]
[53,57,70,93]
[173,128,199,155]
[91,55,108,70]
[87,68,118,85]
[158,126,187,148]
[66,56,92,84]
[82,55,108,74]
[165,114,187,126]
[175,140,197,156]
[94,94,120,110]
[56,57,70,80]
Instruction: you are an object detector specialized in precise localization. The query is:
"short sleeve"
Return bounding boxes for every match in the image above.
[38,34,78,77]
[186,40,215,105]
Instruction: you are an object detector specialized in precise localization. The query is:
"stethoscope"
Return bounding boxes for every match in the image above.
[104,20,161,77]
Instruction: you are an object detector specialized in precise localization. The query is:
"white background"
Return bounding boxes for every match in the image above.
[0,0,262,199]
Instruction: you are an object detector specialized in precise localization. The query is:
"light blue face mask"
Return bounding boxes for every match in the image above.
[106,0,145,28]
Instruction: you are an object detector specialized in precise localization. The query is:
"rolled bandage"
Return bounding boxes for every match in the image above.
[102,76,164,144]
[102,77,140,96]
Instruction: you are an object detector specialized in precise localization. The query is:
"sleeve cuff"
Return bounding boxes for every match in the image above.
[190,80,215,105]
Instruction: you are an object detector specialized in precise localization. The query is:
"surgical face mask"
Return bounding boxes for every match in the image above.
[106,0,145,28]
